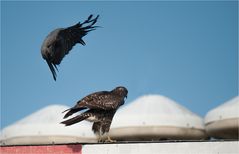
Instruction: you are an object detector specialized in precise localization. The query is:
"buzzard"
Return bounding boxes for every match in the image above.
[41,14,99,81]
[61,86,128,142]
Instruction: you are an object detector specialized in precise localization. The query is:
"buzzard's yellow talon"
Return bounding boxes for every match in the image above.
[105,136,116,143]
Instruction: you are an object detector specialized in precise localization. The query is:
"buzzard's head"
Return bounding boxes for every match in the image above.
[113,86,128,99]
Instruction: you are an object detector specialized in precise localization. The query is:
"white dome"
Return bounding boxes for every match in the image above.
[205,96,239,124]
[204,96,239,139]
[109,95,206,140]
[0,104,97,145]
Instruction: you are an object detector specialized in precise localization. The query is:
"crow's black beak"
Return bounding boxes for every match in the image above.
[46,60,57,81]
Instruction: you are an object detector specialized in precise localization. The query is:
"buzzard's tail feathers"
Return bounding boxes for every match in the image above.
[61,114,89,126]
[62,106,87,119]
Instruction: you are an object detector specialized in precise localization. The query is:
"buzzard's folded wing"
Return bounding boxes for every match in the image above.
[77,91,123,110]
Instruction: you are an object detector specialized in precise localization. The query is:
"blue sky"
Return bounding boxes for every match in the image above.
[1,1,238,128]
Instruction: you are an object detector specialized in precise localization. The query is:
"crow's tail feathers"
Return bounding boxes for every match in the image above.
[60,114,89,126]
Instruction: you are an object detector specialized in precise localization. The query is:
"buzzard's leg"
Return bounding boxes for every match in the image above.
[101,118,116,143]
[98,134,104,143]
[104,134,116,143]
[92,122,104,143]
